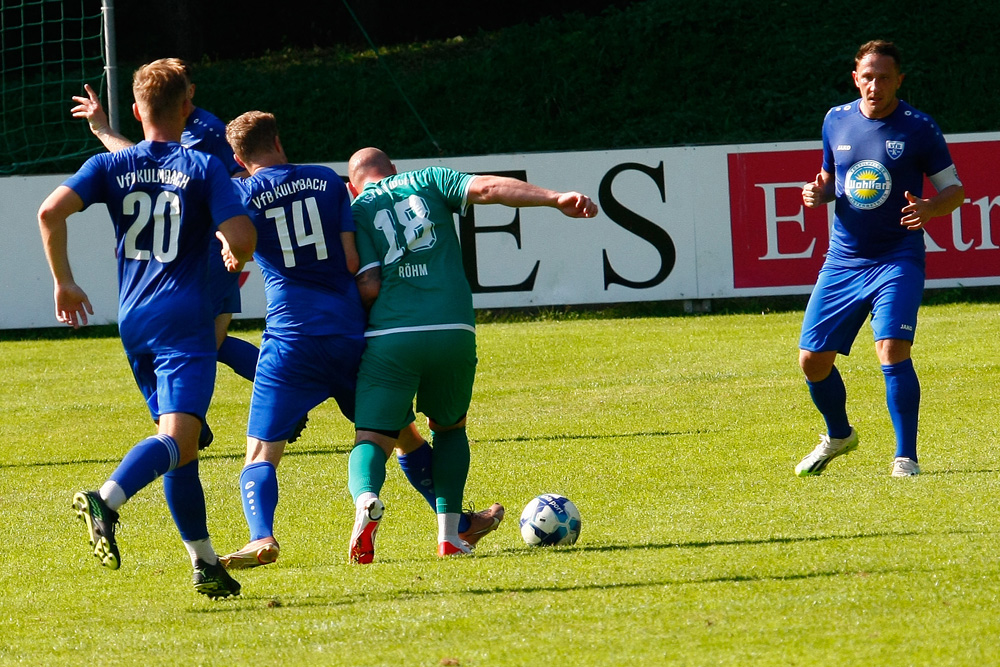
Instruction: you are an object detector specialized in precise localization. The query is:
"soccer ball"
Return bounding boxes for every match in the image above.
[519,494,581,546]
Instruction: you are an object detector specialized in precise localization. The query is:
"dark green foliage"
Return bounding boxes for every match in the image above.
[178,0,1000,162]
[16,0,1000,170]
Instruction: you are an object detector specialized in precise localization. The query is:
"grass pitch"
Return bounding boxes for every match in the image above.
[3,302,1000,665]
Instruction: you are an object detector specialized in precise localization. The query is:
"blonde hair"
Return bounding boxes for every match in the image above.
[131,58,189,122]
[226,111,279,163]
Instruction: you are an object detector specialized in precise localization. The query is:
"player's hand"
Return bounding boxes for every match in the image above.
[54,282,93,329]
[71,84,110,135]
[217,230,246,273]
[802,172,831,209]
[900,191,930,230]
[556,192,598,218]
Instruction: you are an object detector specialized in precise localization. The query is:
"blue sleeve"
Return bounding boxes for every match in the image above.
[61,153,110,208]
[205,158,248,224]
[820,112,834,174]
[333,176,355,233]
[921,121,955,177]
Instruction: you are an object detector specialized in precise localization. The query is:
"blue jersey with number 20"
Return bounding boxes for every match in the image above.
[62,141,248,354]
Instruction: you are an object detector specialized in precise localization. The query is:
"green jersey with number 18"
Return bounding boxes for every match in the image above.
[352,166,477,336]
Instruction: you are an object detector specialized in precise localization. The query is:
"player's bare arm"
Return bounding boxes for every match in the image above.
[468,175,598,218]
[341,231,360,275]
[71,83,135,153]
[900,184,965,230]
[38,185,93,328]
[355,266,381,311]
[216,215,257,272]
[802,170,835,208]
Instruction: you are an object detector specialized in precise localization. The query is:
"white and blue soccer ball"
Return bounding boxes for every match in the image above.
[519,494,581,546]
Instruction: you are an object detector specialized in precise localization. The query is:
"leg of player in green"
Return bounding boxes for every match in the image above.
[429,422,472,556]
[347,437,390,564]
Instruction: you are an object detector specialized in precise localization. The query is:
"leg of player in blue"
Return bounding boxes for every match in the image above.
[347,440,388,564]
[807,366,852,439]
[397,425,504,550]
[217,334,259,382]
[73,434,181,569]
[883,359,921,476]
[219,461,280,569]
[796,365,859,477]
[164,459,241,598]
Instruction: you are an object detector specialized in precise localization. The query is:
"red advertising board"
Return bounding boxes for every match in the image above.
[728,141,1000,288]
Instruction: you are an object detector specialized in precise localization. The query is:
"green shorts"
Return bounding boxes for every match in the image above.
[355,328,477,432]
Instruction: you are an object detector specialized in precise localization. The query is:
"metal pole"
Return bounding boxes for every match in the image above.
[102,0,118,131]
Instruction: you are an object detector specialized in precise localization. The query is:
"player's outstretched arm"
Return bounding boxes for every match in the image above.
[38,186,93,328]
[468,175,598,218]
[216,215,257,272]
[71,83,134,153]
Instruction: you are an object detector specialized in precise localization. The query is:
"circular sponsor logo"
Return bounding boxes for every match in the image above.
[845,160,891,210]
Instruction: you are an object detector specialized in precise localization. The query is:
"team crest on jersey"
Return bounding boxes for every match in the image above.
[845,160,891,210]
[886,140,905,160]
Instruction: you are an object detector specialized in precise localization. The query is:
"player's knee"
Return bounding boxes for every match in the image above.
[799,350,835,382]
[428,414,467,432]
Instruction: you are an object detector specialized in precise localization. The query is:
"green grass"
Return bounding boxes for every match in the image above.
[4,303,1000,665]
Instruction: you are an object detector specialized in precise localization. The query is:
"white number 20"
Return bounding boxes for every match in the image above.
[122,191,181,263]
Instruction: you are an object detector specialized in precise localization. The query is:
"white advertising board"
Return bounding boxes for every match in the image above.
[4,133,999,330]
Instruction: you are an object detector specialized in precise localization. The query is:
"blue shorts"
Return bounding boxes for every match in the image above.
[210,255,242,317]
[799,259,924,355]
[127,350,217,422]
[247,331,366,442]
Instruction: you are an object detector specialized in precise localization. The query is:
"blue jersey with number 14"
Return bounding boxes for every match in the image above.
[234,163,366,337]
[62,141,247,354]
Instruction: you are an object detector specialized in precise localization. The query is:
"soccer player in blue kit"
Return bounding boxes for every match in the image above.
[39,59,257,597]
[216,111,366,569]
[795,40,965,478]
[72,61,261,402]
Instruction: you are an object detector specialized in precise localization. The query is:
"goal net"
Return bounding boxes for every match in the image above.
[1,0,108,174]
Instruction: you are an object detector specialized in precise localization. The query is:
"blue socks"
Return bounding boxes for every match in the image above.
[399,441,470,532]
[807,365,852,440]
[163,459,209,542]
[239,462,279,541]
[217,335,259,382]
[109,434,180,499]
[398,441,436,507]
[883,359,920,461]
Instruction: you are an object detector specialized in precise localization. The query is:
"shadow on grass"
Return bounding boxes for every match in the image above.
[184,526,989,613]
[482,429,710,445]
[0,446,352,470]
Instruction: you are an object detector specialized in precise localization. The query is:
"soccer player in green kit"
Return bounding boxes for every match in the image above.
[346,147,598,561]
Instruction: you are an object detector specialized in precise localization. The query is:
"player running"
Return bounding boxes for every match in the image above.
[71,62,262,440]
[217,111,366,569]
[40,59,256,597]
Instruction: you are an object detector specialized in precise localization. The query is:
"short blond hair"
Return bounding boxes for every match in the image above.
[226,111,279,163]
[132,59,189,122]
